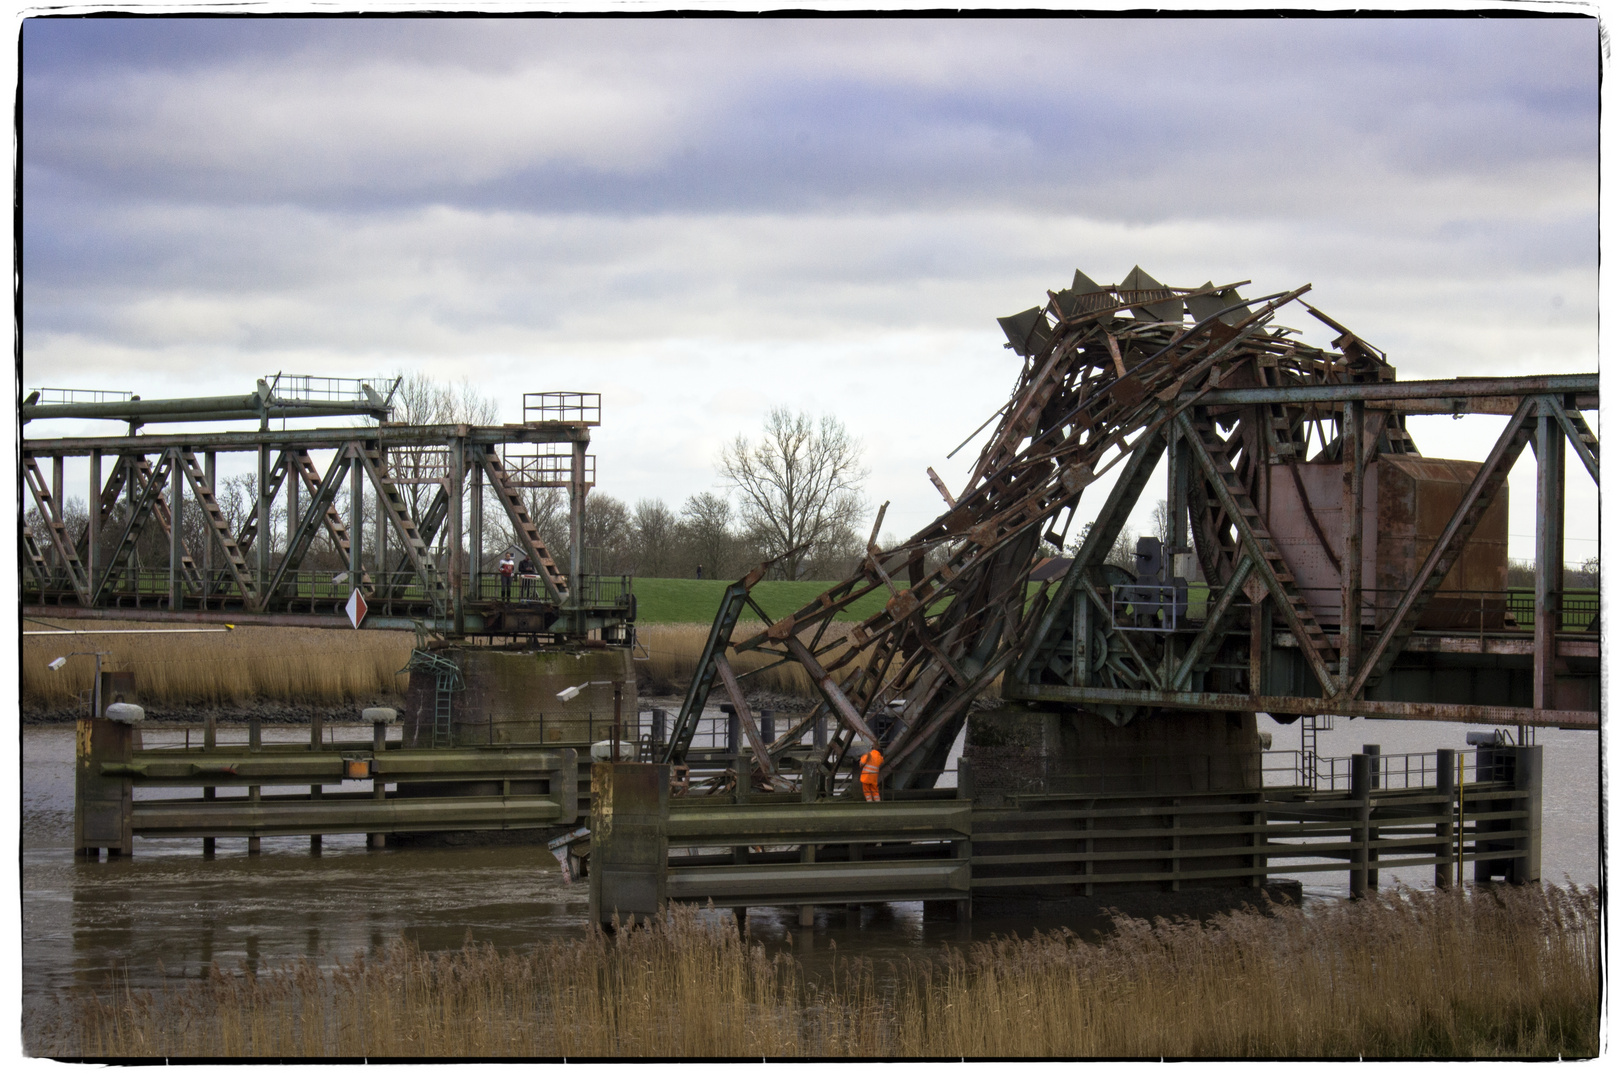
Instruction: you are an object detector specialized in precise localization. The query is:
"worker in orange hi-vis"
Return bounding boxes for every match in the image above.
[859,744,884,802]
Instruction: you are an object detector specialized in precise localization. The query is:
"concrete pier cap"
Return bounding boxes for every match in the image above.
[965,703,1261,803]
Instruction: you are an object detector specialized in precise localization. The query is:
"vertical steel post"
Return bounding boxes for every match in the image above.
[256,444,270,591]
[348,444,363,597]
[287,452,299,561]
[570,438,586,632]
[1362,742,1380,890]
[375,450,388,607]
[87,452,102,594]
[449,435,465,634]
[1349,752,1370,898]
[1434,747,1455,889]
[470,446,484,604]
[202,451,214,603]
[1533,408,1565,712]
[52,454,64,531]
[1249,595,1266,698]
[1340,399,1364,682]
[168,450,183,611]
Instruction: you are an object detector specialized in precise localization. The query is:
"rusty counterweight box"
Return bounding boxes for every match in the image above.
[1266,456,1509,631]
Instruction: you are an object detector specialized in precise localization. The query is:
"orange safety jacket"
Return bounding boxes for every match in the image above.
[860,747,883,782]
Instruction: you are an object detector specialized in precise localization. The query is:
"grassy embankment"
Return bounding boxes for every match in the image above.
[41,884,1599,1058]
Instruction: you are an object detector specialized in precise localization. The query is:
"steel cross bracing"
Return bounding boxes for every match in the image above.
[20,413,621,637]
[669,266,1600,799]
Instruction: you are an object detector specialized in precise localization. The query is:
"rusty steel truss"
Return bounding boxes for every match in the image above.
[21,379,627,639]
[665,267,1600,795]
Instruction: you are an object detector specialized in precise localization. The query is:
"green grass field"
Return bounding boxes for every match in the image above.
[630,577,893,625]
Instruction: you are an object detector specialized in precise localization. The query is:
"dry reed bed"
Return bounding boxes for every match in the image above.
[22,621,414,708]
[24,621,861,708]
[43,884,1599,1059]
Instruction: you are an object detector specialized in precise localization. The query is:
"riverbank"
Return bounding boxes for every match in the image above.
[39,884,1599,1058]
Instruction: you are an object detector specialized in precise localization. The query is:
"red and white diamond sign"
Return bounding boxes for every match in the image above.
[346,589,368,630]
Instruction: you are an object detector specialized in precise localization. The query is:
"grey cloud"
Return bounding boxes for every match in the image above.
[24,17,1595,222]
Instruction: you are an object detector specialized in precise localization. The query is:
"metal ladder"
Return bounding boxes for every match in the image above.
[1301,713,1334,788]
[403,650,465,748]
[174,450,260,604]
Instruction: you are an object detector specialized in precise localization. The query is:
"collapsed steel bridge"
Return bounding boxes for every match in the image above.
[663,267,1600,796]
[21,376,629,638]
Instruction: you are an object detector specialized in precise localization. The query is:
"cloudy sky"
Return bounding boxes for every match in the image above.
[18,13,1600,561]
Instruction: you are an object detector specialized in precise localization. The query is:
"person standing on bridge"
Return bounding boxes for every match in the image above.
[860,744,883,802]
[499,552,515,601]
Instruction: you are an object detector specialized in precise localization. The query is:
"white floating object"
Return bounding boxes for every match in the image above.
[361,707,397,723]
[104,702,144,724]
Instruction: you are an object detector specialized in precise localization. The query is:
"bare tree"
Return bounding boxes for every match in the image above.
[386,371,501,527]
[630,498,679,578]
[718,409,868,580]
[680,492,737,579]
[581,493,633,575]
[1151,499,1173,543]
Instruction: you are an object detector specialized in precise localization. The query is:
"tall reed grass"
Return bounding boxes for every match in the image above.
[21,621,413,708]
[41,884,1599,1059]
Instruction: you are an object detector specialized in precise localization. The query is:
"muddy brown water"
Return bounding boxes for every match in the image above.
[21,713,1600,1031]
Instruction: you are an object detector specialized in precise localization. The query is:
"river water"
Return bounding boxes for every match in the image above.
[21,714,1601,1026]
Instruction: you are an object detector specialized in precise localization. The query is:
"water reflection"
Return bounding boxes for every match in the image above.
[22,715,1600,1004]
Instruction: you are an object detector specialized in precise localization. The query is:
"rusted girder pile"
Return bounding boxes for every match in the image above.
[670,267,1398,792]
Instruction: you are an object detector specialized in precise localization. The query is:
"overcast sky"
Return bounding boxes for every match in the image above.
[18,13,1600,561]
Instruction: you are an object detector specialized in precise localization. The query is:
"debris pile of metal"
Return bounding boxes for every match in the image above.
[662,266,1425,792]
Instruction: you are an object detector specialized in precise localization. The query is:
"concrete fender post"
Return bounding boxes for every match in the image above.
[76,703,143,858]
[1349,753,1369,899]
[588,762,669,930]
[363,707,397,849]
[1511,745,1543,885]
[1434,748,1456,890]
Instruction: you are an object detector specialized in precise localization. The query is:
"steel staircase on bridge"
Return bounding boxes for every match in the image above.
[1179,410,1339,685]
[477,447,570,600]
[358,446,447,615]
[22,527,53,590]
[174,450,260,604]
[22,455,92,601]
